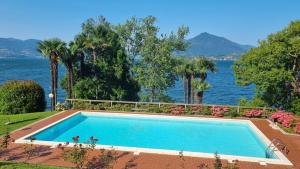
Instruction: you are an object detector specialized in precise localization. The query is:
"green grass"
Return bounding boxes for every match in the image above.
[0,161,67,169]
[0,111,58,136]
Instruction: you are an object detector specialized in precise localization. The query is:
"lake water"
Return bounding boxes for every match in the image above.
[0,57,254,108]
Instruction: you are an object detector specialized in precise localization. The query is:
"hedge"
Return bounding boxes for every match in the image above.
[0,80,46,114]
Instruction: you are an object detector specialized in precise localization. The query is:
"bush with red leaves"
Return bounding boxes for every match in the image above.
[270,111,294,128]
[244,109,263,118]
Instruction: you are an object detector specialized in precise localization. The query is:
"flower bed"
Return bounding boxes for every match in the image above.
[269,111,300,134]
[210,106,229,117]
[244,109,263,118]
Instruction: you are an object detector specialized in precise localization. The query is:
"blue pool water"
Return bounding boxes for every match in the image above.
[30,112,274,158]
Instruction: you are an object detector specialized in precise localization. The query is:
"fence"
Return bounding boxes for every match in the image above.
[65,99,275,118]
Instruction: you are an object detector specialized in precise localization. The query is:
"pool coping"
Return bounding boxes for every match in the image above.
[14,111,293,166]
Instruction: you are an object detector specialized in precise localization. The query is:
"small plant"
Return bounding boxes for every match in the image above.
[224,160,239,169]
[197,163,210,169]
[0,128,11,150]
[56,102,68,111]
[214,152,222,169]
[59,136,100,169]
[60,136,88,169]
[178,151,185,169]
[86,148,118,169]
[23,137,37,160]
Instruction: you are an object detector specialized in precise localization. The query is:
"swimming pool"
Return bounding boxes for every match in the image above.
[16,111,292,165]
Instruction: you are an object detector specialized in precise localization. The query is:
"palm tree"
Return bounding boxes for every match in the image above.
[193,57,217,104]
[175,57,193,103]
[73,35,86,77]
[38,39,66,110]
[60,43,78,99]
[81,16,110,64]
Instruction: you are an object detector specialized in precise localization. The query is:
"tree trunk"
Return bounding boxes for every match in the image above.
[50,58,55,111]
[197,91,204,104]
[79,53,84,77]
[54,60,58,108]
[67,67,72,99]
[93,50,97,64]
[67,63,74,99]
[191,74,195,104]
[150,88,155,102]
[187,76,191,104]
[70,64,74,99]
[183,76,187,103]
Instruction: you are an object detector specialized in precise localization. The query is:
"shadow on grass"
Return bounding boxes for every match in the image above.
[7,118,39,125]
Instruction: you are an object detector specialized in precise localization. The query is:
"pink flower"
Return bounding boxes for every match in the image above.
[222,107,229,112]
[245,109,263,118]
[270,111,294,128]
[72,136,80,142]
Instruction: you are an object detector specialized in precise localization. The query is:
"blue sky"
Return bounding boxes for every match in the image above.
[0,0,299,45]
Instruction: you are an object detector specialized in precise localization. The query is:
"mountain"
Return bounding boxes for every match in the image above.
[179,32,254,60]
[0,38,41,58]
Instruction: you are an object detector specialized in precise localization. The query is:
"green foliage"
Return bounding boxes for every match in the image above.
[117,16,189,102]
[38,38,66,109]
[175,56,216,104]
[0,80,46,114]
[69,17,140,101]
[238,96,267,107]
[289,97,300,116]
[0,128,10,150]
[234,21,300,112]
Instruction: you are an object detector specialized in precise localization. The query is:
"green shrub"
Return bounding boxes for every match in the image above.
[290,98,300,116]
[0,80,46,114]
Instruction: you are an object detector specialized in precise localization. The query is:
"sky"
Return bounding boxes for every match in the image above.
[0,0,300,46]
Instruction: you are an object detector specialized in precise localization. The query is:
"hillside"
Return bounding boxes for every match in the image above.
[178,32,254,60]
[0,38,40,57]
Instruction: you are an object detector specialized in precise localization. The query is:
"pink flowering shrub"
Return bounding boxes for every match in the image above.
[270,111,294,128]
[244,109,263,118]
[295,123,300,134]
[210,106,229,117]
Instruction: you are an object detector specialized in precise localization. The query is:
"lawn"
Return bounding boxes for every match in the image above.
[0,161,67,169]
[0,111,58,135]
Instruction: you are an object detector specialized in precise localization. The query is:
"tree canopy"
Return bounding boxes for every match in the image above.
[116,16,189,102]
[234,21,300,114]
[62,17,140,101]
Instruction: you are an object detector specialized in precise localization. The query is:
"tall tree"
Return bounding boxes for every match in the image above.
[175,57,194,103]
[119,16,189,102]
[60,44,78,99]
[38,39,66,109]
[193,57,216,104]
[234,21,300,114]
[65,16,140,101]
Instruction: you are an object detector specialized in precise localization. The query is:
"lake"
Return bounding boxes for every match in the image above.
[0,57,254,108]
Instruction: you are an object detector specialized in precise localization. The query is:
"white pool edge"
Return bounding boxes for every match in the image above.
[15,111,293,166]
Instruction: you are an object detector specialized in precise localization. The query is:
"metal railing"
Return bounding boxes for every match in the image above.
[65,99,275,117]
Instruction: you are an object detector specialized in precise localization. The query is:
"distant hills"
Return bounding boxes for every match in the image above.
[0,33,253,60]
[0,38,40,58]
[178,32,254,60]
